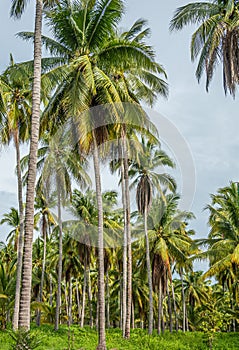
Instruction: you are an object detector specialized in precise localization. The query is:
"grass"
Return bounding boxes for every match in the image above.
[0,325,239,349]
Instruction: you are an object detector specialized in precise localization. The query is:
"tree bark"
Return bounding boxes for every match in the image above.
[180,268,186,332]
[171,280,178,332]
[75,279,81,324]
[144,205,153,335]
[54,183,63,331]
[106,270,110,329]
[122,128,132,340]
[18,0,43,329]
[49,273,53,307]
[68,277,73,326]
[80,262,86,328]
[120,145,127,337]
[157,279,162,334]
[12,131,24,330]
[93,134,106,350]
[87,266,93,328]
[36,213,47,326]
[167,282,173,332]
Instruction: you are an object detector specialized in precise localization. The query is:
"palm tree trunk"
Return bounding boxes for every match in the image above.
[80,269,86,328]
[171,280,178,331]
[36,213,47,326]
[131,299,135,329]
[106,269,110,329]
[65,280,69,319]
[180,268,186,332]
[18,0,43,329]
[87,266,93,328]
[167,282,173,332]
[92,134,106,350]
[68,277,73,326]
[144,206,153,334]
[75,279,81,324]
[120,147,127,336]
[12,131,24,330]
[55,184,63,331]
[122,128,132,340]
[157,279,162,334]
[49,273,53,307]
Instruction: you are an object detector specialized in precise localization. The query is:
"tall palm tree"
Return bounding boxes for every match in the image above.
[197,182,239,299]
[130,138,176,334]
[10,0,54,329]
[0,59,32,329]
[170,0,239,97]
[149,194,194,333]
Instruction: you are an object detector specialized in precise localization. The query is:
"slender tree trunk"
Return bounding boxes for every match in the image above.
[120,148,127,336]
[49,274,53,307]
[36,213,47,326]
[171,280,178,332]
[55,184,63,331]
[180,268,186,332]
[144,206,153,334]
[80,263,86,328]
[93,134,106,350]
[68,277,73,326]
[157,279,162,334]
[167,282,173,332]
[87,266,93,328]
[65,280,69,319]
[18,0,43,329]
[131,300,135,329]
[106,270,110,329]
[120,276,123,330]
[12,131,24,330]
[76,279,81,324]
[122,128,132,339]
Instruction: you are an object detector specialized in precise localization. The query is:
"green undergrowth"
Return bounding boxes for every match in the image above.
[0,325,239,349]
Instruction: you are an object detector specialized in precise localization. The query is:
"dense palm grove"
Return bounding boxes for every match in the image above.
[0,0,239,349]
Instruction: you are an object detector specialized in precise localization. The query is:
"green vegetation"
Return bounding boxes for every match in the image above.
[1,326,239,350]
[0,1,239,349]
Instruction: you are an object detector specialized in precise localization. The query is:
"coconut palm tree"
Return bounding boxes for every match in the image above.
[196,182,239,309]
[130,138,176,334]
[148,193,195,333]
[0,58,32,329]
[170,0,239,97]
[10,0,59,329]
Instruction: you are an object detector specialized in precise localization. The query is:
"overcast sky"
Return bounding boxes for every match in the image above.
[0,0,239,266]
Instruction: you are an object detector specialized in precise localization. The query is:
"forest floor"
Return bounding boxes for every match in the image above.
[0,325,239,349]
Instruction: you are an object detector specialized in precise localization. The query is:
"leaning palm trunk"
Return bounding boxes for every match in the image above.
[12,130,24,330]
[144,205,153,334]
[75,279,81,324]
[55,182,63,331]
[93,133,106,350]
[122,128,132,339]
[18,0,43,329]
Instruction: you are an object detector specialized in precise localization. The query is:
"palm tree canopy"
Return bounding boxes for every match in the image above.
[170,0,239,97]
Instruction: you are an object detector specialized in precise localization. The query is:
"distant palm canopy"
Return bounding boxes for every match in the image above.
[170,0,239,97]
